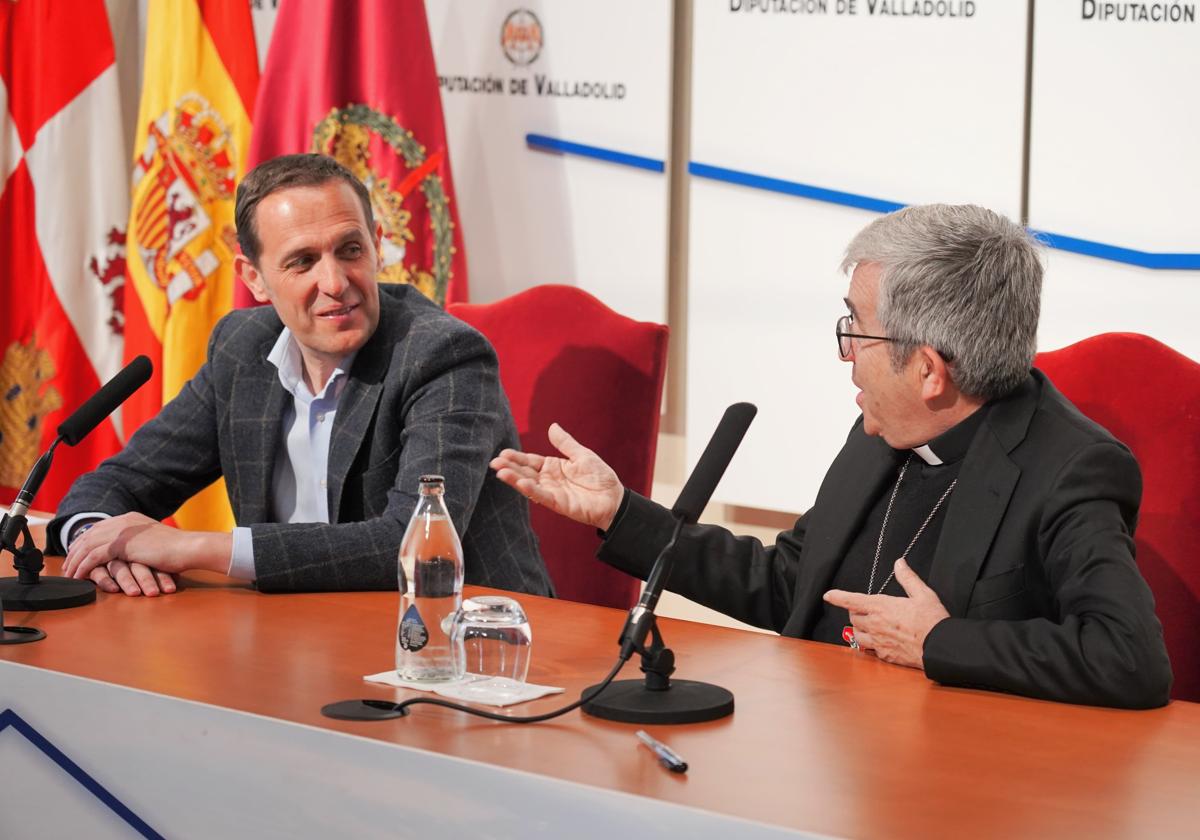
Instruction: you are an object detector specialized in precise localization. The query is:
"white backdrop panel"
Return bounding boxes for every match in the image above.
[688,180,866,515]
[1029,2,1199,249]
[1040,250,1200,359]
[1029,2,1200,360]
[688,2,1029,514]
[691,2,1027,212]
[427,0,671,322]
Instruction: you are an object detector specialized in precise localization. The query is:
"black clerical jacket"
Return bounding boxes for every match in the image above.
[598,371,1173,709]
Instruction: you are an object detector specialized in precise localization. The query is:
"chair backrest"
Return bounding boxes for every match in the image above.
[1035,333,1200,702]
[449,285,669,609]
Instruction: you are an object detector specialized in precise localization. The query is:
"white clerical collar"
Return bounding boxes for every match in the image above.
[911,444,943,466]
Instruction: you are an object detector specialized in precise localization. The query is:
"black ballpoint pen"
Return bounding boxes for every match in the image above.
[636,729,689,773]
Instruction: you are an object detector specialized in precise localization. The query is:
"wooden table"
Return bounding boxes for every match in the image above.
[2,552,1199,838]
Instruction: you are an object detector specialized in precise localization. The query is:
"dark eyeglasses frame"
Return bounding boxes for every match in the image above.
[835,314,893,360]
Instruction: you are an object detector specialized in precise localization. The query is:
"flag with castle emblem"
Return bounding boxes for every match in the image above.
[123,0,258,531]
[238,0,468,309]
[0,1,129,511]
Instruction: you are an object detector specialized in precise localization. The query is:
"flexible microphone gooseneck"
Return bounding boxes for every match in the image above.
[0,356,153,628]
[0,443,61,550]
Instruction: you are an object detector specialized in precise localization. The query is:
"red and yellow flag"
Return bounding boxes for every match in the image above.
[123,0,258,530]
[238,0,468,309]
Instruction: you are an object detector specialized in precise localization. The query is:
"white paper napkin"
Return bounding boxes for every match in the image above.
[363,670,564,708]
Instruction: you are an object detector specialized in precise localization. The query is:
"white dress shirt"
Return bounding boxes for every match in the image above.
[227,328,355,579]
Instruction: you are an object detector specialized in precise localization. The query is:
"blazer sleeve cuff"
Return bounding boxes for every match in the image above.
[596,490,679,581]
[51,512,110,555]
[921,616,966,684]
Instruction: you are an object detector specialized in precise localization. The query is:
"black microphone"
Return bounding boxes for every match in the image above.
[637,402,757,618]
[1,355,153,545]
[57,354,153,446]
[670,402,758,524]
[0,356,153,613]
[584,402,756,725]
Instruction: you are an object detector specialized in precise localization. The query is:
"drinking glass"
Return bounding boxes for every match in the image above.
[449,596,532,700]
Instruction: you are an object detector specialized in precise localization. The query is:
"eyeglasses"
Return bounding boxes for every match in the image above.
[835,315,893,360]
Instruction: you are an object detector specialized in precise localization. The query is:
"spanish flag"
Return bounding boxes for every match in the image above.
[123,0,258,531]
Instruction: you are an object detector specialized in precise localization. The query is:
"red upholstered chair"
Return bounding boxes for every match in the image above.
[1035,333,1200,702]
[449,285,668,609]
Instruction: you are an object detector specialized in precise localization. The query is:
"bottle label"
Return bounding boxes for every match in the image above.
[398,604,429,652]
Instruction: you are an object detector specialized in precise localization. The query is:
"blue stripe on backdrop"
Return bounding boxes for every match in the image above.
[687,161,905,215]
[0,708,165,839]
[525,134,1200,270]
[1028,231,1200,271]
[525,133,665,173]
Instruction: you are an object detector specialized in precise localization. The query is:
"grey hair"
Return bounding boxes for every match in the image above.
[840,204,1043,401]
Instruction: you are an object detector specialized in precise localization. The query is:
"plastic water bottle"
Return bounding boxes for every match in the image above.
[396,475,465,682]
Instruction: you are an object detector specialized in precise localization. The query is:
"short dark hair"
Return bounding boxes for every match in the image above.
[234,154,376,265]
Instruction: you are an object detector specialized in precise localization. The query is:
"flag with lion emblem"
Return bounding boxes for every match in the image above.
[239,0,468,308]
[0,0,129,511]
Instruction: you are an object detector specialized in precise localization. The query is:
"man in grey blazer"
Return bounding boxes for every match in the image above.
[57,154,552,598]
[493,204,1172,709]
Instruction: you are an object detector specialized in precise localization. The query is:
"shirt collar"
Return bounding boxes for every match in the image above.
[911,404,989,466]
[266,327,356,400]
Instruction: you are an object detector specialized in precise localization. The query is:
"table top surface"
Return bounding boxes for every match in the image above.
[3,549,1199,839]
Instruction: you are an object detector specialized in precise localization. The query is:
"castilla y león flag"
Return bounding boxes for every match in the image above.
[239,0,468,308]
[123,0,258,531]
[0,1,128,511]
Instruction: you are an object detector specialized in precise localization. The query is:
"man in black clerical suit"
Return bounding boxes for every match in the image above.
[492,203,1173,709]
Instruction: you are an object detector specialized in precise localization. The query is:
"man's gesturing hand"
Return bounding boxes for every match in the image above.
[490,423,625,531]
[62,512,232,596]
[822,558,950,670]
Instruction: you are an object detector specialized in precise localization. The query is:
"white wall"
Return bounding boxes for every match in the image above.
[1029,2,1200,360]
[687,2,1030,514]
[426,1,672,323]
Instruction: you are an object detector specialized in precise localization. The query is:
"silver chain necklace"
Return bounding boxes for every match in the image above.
[866,453,958,596]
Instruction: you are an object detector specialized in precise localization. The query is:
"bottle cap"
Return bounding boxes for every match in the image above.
[418,474,445,484]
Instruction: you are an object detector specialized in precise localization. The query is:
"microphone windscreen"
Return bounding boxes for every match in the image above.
[670,402,757,524]
[57,355,153,446]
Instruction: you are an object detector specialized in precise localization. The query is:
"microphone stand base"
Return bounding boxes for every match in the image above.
[0,626,46,645]
[581,678,734,725]
[0,576,96,611]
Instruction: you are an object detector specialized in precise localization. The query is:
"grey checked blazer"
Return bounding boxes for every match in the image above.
[49,284,554,596]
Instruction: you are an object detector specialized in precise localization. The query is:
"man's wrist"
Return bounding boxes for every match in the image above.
[185,531,235,573]
[598,487,632,537]
[59,512,110,550]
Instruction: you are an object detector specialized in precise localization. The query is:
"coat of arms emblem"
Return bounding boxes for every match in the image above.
[129,93,238,310]
[312,104,457,305]
[0,339,62,487]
